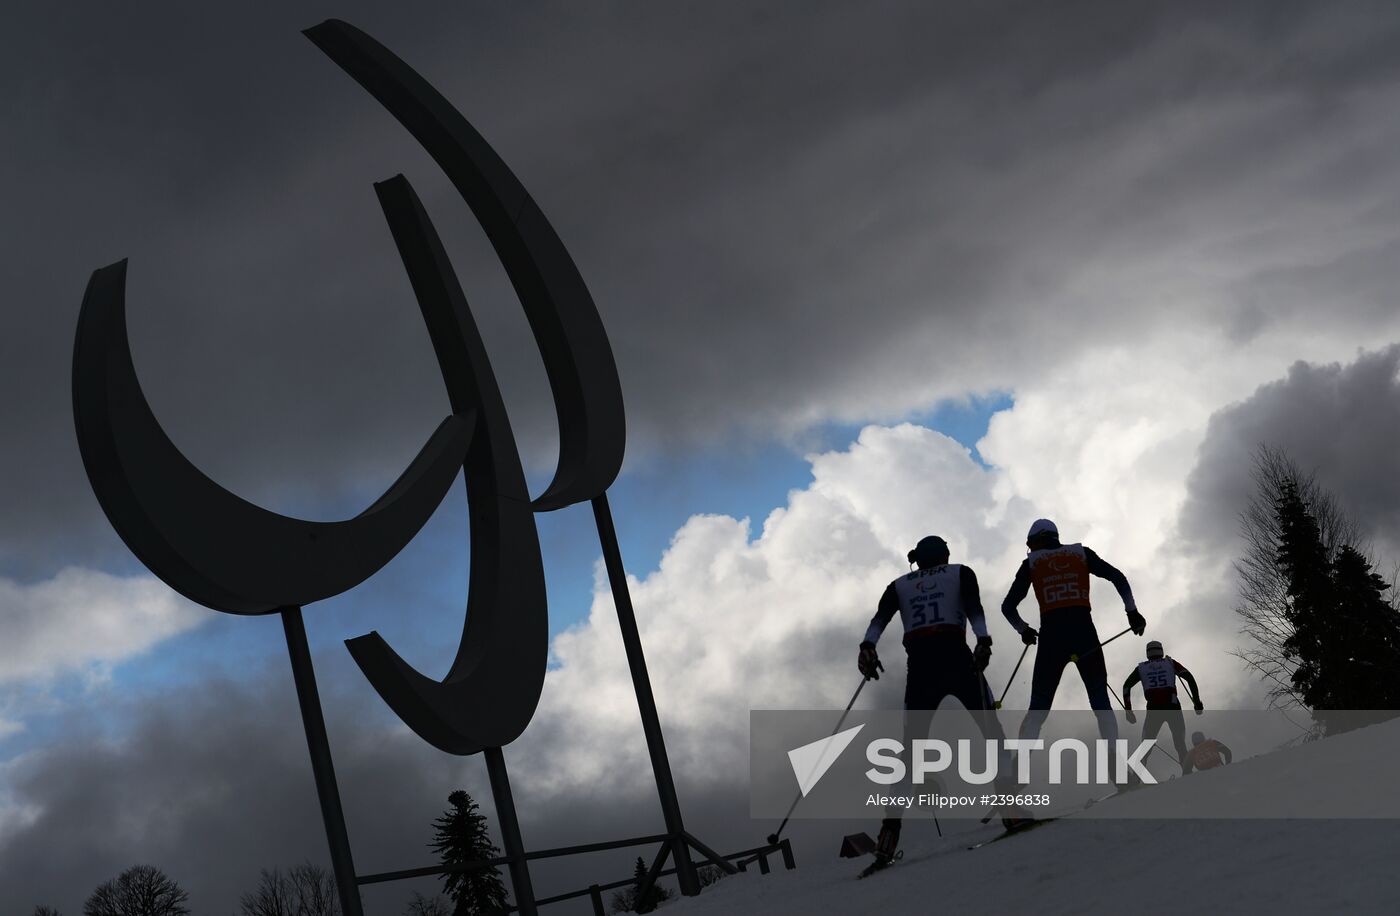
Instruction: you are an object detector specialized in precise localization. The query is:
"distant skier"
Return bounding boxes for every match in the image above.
[1123,640,1203,775]
[1186,731,1232,771]
[859,535,1022,867]
[1001,519,1145,743]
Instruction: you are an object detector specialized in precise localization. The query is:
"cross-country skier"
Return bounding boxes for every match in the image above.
[859,535,1024,868]
[1001,519,1146,743]
[1186,731,1232,771]
[1123,640,1202,776]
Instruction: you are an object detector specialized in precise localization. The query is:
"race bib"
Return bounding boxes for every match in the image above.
[892,564,965,634]
[1028,544,1091,611]
[1137,658,1178,704]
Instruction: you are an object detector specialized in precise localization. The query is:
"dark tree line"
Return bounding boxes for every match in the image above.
[30,864,193,916]
[239,862,339,915]
[1236,445,1400,733]
[30,788,513,916]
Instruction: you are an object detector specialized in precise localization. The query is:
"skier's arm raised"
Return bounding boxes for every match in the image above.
[1000,560,1037,645]
[859,584,899,679]
[863,583,899,646]
[961,565,994,670]
[1084,547,1146,635]
[1217,741,1233,764]
[960,566,991,640]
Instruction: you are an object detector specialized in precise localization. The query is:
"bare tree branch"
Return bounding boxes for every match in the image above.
[1231,445,1358,709]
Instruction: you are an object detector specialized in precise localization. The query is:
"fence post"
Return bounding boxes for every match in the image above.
[779,838,796,870]
[588,885,606,916]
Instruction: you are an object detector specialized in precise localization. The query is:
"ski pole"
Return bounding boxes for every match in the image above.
[1150,743,1182,767]
[995,644,1031,709]
[767,676,870,845]
[1068,627,1132,666]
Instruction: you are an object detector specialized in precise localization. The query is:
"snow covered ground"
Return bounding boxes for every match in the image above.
[666,718,1400,915]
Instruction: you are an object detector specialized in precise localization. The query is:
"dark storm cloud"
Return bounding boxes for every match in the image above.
[1179,346,1400,561]
[10,2,1400,573]
[0,673,788,915]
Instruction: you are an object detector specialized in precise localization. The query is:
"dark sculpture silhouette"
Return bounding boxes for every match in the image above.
[349,174,550,757]
[71,18,740,916]
[303,20,624,514]
[72,261,473,614]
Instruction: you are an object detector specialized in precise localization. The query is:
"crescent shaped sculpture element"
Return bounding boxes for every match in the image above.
[346,175,547,754]
[304,18,625,513]
[72,259,475,615]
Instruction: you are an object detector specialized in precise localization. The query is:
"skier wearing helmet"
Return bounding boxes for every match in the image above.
[1001,519,1145,743]
[858,535,1024,870]
[1123,640,1203,775]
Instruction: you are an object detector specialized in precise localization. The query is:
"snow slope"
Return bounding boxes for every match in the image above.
[667,718,1400,915]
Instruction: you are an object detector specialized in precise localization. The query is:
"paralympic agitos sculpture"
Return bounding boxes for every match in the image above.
[72,19,720,916]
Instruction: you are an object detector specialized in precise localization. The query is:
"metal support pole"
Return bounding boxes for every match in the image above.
[484,747,538,916]
[588,885,606,916]
[280,607,364,916]
[592,493,701,896]
[634,841,672,913]
[681,831,739,876]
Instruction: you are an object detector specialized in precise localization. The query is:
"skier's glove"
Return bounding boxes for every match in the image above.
[1125,708,1137,724]
[1020,626,1038,647]
[1127,608,1146,636]
[973,636,993,672]
[1194,701,1204,716]
[858,642,884,680]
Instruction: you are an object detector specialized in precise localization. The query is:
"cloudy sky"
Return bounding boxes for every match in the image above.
[6,1,1400,912]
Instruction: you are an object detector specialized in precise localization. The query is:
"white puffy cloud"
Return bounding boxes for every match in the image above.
[0,568,204,684]
[518,423,1067,800]
[513,327,1400,800]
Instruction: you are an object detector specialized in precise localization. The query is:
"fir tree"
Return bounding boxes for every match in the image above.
[1277,478,1335,710]
[1328,546,1400,710]
[609,856,672,914]
[1275,479,1400,734]
[430,790,509,916]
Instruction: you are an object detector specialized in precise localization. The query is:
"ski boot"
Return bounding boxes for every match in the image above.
[858,818,903,877]
[875,817,902,862]
[999,801,1036,833]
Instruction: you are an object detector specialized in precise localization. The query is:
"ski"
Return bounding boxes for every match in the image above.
[1082,790,1120,809]
[966,817,1059,849]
